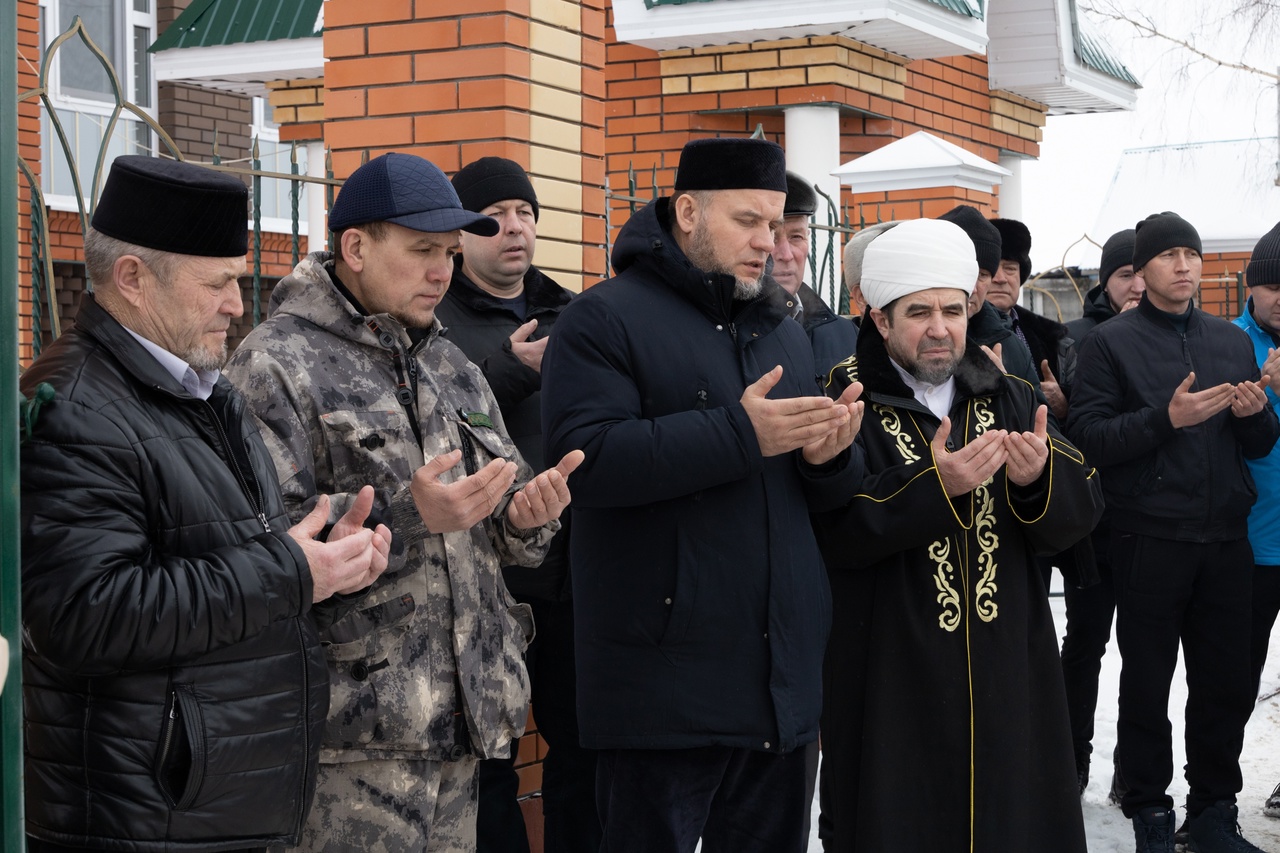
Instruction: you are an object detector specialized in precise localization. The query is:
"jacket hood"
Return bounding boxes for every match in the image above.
[270,252,432,352]
[612,197,765,325]
[1081,282,1116,324]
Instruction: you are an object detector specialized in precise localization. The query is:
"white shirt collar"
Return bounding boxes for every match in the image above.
[123,328,220,401]
[890,359,956,422]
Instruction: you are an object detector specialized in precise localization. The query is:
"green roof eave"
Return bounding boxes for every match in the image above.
[643,0,983,17]
[149,0,323,53]
[1074,23,1139,85]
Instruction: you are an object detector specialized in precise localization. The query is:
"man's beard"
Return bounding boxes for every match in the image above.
[183,341,229,372]
[888,334,959,385]
[685,221,764,300]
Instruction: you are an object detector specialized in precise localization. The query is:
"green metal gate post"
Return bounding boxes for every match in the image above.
[2,0,26,845]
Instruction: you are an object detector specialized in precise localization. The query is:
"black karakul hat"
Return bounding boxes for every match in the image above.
[674,138,788,194]
[990,218,1032,283]
[92,155,249,257]
[1248,221,1280,287]
[1133,211,1201,271]
[784,171,818,218]
[1099,228,1137,290]
[938,204,1001,275]
[452,156,540,221]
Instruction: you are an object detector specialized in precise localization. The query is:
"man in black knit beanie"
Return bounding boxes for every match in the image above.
[1069,211,1280,853]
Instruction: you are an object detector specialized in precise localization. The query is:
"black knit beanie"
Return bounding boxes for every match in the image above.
[784,171,818,218]
[451,156,540,221]
[1098,228,1137,290]
[1247,221,1280,287]
[938,205,1001,275]
[1133,211,1201,271]
[990,218,1032,283]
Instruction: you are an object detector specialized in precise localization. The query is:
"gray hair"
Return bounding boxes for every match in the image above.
[83,227,180,288]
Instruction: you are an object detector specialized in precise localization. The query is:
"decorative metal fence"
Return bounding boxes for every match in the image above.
[18,17,339,360]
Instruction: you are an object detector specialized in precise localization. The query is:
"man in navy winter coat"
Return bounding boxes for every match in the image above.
[542,137,864,853]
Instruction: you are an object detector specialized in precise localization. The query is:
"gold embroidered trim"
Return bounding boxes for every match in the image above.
[930,538,962,632]
[971,398,1000,623]
[874,403,920,464]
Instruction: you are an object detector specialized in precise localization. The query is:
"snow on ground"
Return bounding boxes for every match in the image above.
[806,581,1280,852]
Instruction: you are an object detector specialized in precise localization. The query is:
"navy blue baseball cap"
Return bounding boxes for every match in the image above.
[329,153,499,236]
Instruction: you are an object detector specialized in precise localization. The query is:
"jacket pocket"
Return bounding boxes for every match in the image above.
[318,409,416,486]
[454,412,519,477]
[321,594,416,749]
[154,684,207,811]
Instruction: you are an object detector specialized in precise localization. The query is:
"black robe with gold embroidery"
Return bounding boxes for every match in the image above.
[813,328,1102,853]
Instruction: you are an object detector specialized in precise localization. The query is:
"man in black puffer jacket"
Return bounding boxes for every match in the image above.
[19,156,389,853]
[542,137,864,853]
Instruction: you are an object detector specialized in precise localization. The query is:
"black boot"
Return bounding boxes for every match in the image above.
[1264,782,1280,819]
[1185,801,1267,853]
[1133,806,1177,853]
[1110,745,1130,806]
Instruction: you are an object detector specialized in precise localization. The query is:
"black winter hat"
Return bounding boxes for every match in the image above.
[938,205,1001,275]
[784,171,818,218]
[990,218,1032,283]
[1133,211,1201,271]
[1247,221,1280,287]
[451,156,540,222]
[330,153,498,236]
[92,155,249,257]
[1098,228,1137,291]
[674,138,788,194]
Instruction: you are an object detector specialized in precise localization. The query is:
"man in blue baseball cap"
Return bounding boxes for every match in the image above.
[225,152,584,851]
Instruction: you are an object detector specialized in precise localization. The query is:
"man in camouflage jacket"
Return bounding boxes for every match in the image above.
[225,153,582,852]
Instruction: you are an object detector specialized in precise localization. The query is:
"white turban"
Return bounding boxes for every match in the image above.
[859,218,978,310]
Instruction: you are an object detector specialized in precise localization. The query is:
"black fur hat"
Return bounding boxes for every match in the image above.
[990,218,1032,284]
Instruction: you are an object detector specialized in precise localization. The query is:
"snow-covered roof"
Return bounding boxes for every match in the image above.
[831,130,1012,193]
[1082,138,1280,267]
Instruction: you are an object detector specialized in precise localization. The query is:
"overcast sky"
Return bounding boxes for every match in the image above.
[1021,1,1279,271]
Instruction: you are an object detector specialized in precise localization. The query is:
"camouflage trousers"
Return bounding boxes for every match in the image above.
[297,756,480,853]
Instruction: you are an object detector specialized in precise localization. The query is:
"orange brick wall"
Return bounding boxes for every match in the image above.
[603,18,1044,252]
[322,0,608,290]
[1200,251,1251,320]
[18,0,40,365]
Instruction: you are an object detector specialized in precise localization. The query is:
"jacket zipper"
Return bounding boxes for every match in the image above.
[204,400,271,533]
[292,618,310,838]
[1180,329,1214,535]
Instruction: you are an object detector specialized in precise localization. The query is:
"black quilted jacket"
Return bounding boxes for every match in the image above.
[20,294,328,851]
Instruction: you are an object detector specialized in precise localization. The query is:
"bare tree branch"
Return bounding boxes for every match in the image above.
[1081,2,1280,82]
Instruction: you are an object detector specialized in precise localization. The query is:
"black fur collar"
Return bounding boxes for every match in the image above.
[852,320,1007,404]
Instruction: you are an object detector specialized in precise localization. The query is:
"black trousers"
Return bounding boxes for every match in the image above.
[1112,533,1255,819]
[1060,526,1116,765]
[476,597,600,853]
[596,745,810,853]
[1250,565,1280,696]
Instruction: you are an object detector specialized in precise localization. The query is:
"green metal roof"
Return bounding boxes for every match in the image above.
[1074,22,1139,85]
[149,0,323,52]
[923,0,983,20]
[645,0,983,17]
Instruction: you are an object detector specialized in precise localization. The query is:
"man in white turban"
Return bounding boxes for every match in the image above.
[814,218,1103,853]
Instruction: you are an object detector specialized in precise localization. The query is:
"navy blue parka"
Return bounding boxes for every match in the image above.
[542,197,863,753]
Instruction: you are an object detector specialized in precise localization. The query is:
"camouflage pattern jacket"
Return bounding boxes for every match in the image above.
[225,252,556,763]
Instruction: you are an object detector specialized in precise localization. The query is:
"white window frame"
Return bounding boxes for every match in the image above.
[251,96,310,236]
[38,0,159,211]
